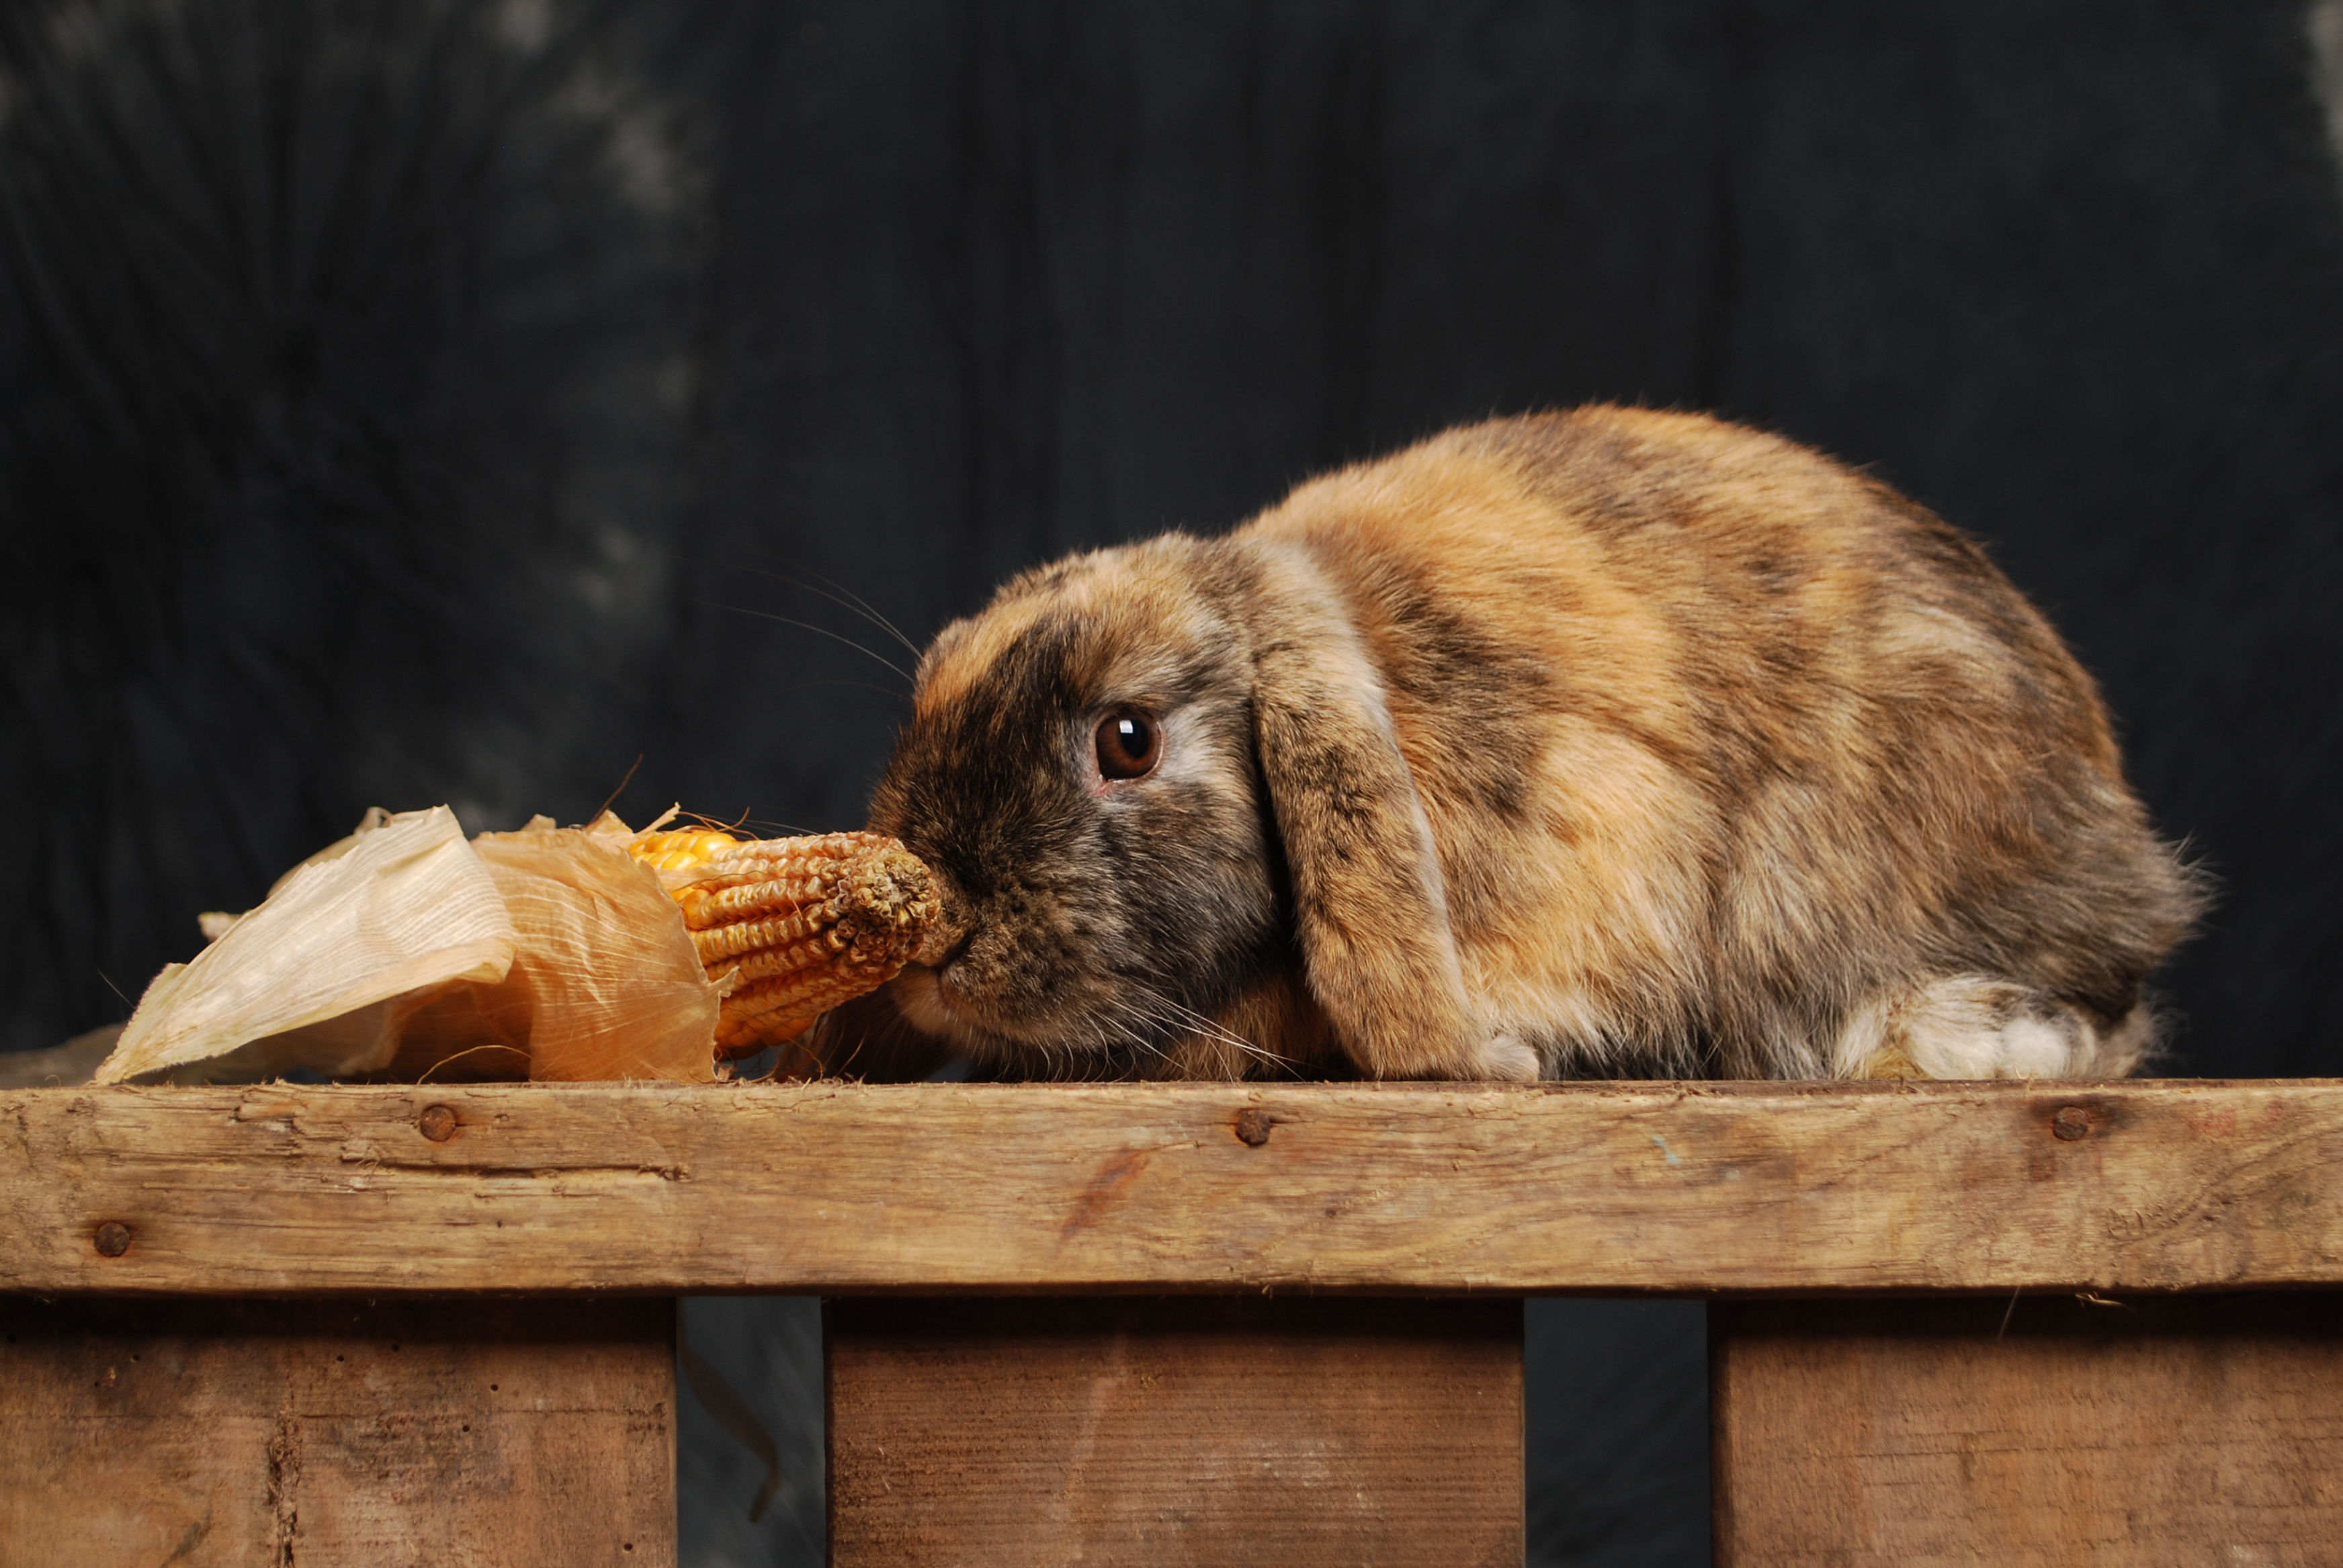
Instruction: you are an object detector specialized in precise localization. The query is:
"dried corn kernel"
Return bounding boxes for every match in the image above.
[626,828,938,1055]
[629,826,745,872]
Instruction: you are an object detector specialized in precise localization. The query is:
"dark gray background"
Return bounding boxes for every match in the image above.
[6,2,2340,1562]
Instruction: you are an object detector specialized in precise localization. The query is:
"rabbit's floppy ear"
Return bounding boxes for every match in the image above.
[1238,541,1496,1080]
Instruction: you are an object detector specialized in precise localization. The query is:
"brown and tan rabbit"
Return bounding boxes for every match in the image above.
[820,406,2203,1082]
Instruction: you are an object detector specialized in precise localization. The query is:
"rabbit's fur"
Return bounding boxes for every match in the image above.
[839,406,2203,1082]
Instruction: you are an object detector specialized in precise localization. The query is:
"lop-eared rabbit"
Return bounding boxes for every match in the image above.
[816,406,2200,1083]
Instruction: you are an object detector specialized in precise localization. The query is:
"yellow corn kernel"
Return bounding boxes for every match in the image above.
[628,828,938,1055]
[629,826,744,873]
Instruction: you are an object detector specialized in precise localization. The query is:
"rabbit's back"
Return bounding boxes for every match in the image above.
[1242,406,2199,1078]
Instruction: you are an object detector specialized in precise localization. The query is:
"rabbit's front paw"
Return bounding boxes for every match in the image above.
[1478,1032,1541,1083]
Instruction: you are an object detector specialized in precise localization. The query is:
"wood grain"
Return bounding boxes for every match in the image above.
[1711,1294,2343,1567]
[0,1296,676,1567]
[3,1080,2340,1295]
[826,1296,1523,1567]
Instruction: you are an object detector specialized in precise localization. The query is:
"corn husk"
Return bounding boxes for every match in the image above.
[95,807,517,1084]
[456,817,718,1084]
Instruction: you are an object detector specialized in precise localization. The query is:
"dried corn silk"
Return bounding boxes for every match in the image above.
[617,820,941,1055]
[95,808,517,1084]
[466,818,720,1084]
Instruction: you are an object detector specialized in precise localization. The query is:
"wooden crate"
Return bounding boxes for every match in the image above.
[3,1079,2338,1564]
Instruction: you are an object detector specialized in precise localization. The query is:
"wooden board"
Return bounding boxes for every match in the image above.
[826,1296,1523,1566]
[3,1079,2340,1295]
[1711,1294,2343,1567]
[0,1295,677,1567]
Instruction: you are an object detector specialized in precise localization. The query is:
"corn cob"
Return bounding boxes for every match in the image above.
[626,827,939,1055]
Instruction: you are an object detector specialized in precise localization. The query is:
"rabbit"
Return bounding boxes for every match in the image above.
[811,405,2204,1083]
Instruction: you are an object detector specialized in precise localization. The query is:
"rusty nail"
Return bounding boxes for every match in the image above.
[93,1221,131,1258]
[418,1104,459,1143]
[2052,1106,2091,1141]
[1234,1108,1274,1147]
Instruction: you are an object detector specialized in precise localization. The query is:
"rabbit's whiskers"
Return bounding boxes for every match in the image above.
[1103,983,1293,1074]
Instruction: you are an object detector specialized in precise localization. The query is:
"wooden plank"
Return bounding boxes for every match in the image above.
[3,1079,2340,1295]
[0,1295,676,1566]
[1711,1294,2343,1567]
[826,1296,1523,1566]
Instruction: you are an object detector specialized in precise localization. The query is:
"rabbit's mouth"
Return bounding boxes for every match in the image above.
[890,953,1115,1062]
[889,962,960,1032]
[890,959,1028,1051]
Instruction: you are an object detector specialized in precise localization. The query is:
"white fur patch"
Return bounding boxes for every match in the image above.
[1836,974,2149,1080]
[1478,1031,1542,1082]
[1908,1006,2074,1080]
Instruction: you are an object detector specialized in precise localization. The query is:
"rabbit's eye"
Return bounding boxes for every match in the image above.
[1095,709,1162,781]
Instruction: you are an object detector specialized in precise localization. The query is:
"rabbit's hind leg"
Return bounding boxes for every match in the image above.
[1832,975,2154,1082]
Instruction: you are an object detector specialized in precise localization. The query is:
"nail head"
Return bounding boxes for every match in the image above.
[93,1221,131,1258]
[419,1104,459,1142]
[2052,1106,2091,1141]
[1234,1108,1273,1147]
